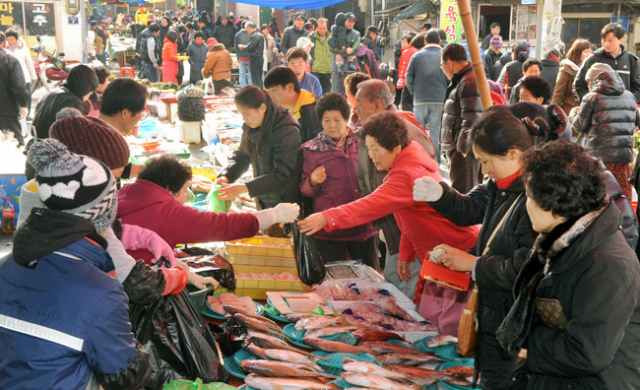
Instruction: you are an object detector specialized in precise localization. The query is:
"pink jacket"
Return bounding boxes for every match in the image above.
[322,141,479,262]
[117,179,259,262]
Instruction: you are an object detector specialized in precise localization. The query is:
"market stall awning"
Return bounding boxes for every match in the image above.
[395,0,435,21]
[230,0,349,10]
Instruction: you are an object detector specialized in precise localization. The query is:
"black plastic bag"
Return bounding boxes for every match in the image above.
[129,289,228,385]
[178,248,236,291]
[293,221,326,286]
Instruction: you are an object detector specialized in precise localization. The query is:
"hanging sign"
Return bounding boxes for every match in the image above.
[440,0,461,44]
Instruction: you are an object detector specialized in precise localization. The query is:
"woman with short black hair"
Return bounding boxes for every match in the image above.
[300,93,379,270]
[497,139,640,390]
[300,111,480,335]
[117,154,299,262]
[214,86,303,235]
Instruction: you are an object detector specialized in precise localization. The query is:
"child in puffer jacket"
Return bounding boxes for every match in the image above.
[328,13,356,75]
[572,66,640,199]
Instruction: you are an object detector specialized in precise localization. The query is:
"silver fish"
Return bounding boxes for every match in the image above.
[244,374,341,390]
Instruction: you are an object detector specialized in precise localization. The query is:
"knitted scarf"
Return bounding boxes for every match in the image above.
[496,196,610,355]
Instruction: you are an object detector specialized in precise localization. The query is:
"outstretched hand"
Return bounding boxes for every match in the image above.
[297,213,329,236]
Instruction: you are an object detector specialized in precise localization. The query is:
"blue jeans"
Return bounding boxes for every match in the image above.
[383,248,421,300]
[239,60,251,88]
[414,103,444,164]
[141,60,158,83]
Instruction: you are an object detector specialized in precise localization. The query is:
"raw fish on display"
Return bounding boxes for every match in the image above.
[303,337,378,356]
[305,326,361,339]
[244,374,340,390]
[376,353,447,365]
[295,316,347,331]
[384,365,446,386]
[351,329,404,342]
[427,334,458,348]
[341,372,422,390]
[207,293,257,315]
[240,360,330,378]
[341,358,412,383]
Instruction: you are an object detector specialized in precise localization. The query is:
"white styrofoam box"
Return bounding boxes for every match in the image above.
[320,280,415,309]
[182,121,202,144]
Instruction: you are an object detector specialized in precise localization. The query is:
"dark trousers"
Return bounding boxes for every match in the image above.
[315,235,380,272]
[2,115,25,146]
[400,87,413,112]
[25,83,32,115]
[96,52,107,66]
[249,57,264,88]
[213,79,233,95]
[312,72,332,96]
[447,149,483,194]
[394,86,403,107]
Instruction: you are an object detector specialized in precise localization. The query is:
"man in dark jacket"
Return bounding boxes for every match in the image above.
[484,35,503,79]
[212,15,235,52]
[197,18,213,41]
[354,79,435,297]
[245,22,265,88]
[32,65,98,140]
[498,42,529,100]
[440,43,483,193]
[235,23,251,88]
[0,31,29,147]
[138,23,161,82]
[574,23,640,104]
[280,12,308,56]
[328,13,360,94]
[89,7,103,25]
[481,22,500,50]
[362,26,379,61]
[540,49,561,93]
[491,50,511,82]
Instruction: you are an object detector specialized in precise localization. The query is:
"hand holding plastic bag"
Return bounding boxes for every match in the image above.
[293,221,326,286]
[121,224,176,267]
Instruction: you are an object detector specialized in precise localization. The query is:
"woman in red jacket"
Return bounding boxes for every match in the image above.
[162,30,179,83]
[397,34,423,112]
[117,155,299,263]
[299,111,480,335]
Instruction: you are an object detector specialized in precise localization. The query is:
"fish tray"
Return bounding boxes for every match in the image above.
[225,236,295,258]
[313,351,380,376]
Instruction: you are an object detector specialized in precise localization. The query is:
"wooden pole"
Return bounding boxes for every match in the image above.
[457,0,492,110]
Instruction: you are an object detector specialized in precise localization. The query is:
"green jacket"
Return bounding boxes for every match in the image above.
[310,30,332,74]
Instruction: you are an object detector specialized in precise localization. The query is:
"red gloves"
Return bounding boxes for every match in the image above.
[161,266,188,295]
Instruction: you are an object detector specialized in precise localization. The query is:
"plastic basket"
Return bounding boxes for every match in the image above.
[313,351,380,376]
[413,336,463,361]
[223,356,247,380]
[234,349,257,367]
[201,297,264,320]
[186,284,213,312]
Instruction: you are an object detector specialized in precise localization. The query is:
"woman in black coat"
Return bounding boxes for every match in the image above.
[413,108,552,390]
[214,86,302,211]
[497,140,640,390]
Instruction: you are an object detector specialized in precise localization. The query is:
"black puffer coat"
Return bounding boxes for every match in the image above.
[440,64,483,154]
[220,106,302,209]
[280,26,308,57]
[572,71,640,164]
[574,45,640,104]
[491,51,511,82]
[522,201,640,390]
[429,176,535,390]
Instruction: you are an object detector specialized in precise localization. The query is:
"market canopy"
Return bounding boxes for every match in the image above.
[228,0,349,10]
[395,0,435,21]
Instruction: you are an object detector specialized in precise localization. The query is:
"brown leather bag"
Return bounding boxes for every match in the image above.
[457,193,522,357]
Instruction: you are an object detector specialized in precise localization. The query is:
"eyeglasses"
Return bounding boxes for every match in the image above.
[439,62,445,68]
[140,109,149,120]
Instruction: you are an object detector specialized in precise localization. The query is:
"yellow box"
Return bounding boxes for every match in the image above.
[191,167,218,181]
[233,264,298,276]
[226,253,297,268]
[214,285,312,300]
[225,236,295,258]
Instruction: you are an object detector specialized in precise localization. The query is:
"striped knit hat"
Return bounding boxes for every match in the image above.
[27,139,118,233]
[49,116,130,170]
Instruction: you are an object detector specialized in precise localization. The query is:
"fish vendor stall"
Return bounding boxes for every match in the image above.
[111,79,480,390]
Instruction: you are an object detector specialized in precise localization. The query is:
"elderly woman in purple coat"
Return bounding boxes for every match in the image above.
[300,93,380,270]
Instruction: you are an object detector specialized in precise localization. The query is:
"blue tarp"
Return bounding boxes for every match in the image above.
[229,0,349,10]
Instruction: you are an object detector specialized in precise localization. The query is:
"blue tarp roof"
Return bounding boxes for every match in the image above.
[230,0,349,9]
